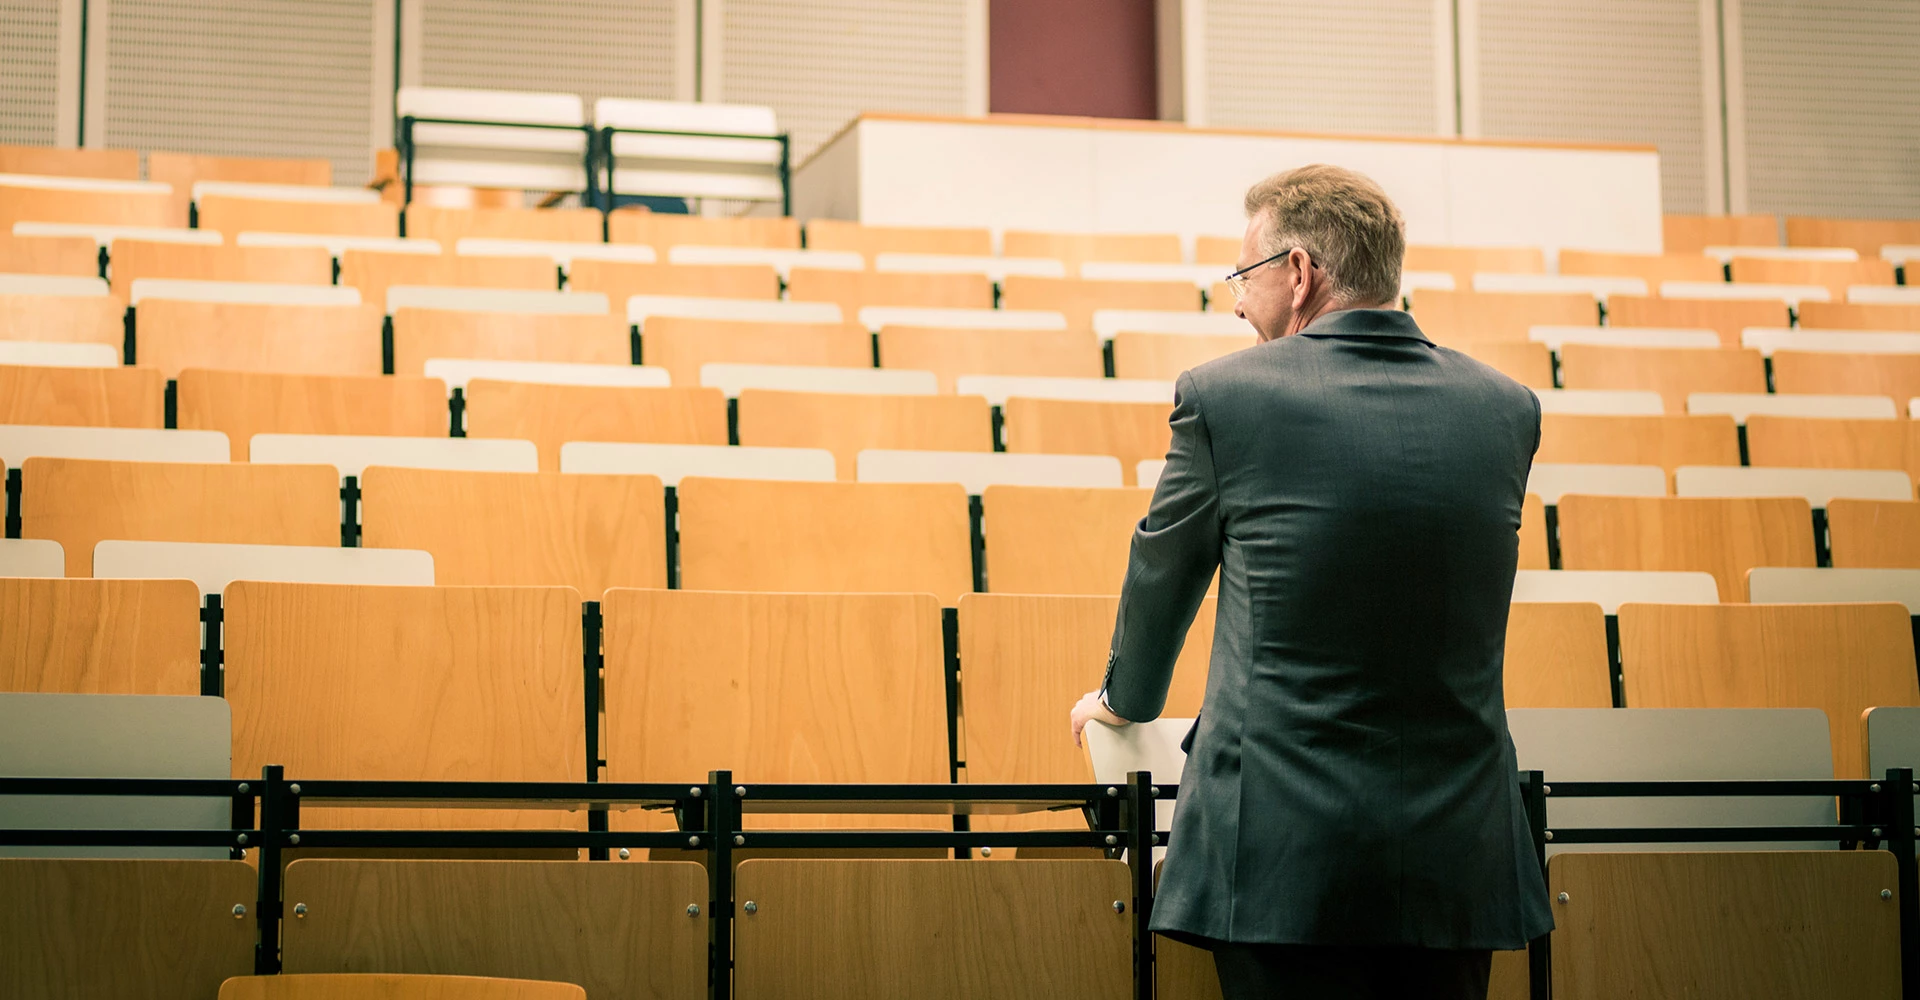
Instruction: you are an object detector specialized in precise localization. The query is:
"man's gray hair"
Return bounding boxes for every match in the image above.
[1243,164,1405,307]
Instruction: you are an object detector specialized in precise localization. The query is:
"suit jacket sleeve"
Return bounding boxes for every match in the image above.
[1102,370,1222,722]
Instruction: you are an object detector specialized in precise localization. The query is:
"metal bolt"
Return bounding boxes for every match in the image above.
[733,835,745,846]
[1104,835,1117,846]
[237,783,249,794]
[289,784,301,796]
[1884,889,1895,901]
[232,904,247,918]
[1874,828,1884,838]
[288,834,300,846]
[734,786,746,798]
[619,848,631,861]
[293,903,307,918]
[1542,785,1552,796]
[744,901,758,914]
[1912,783,1918,794]
[1556,892,1569,904]
[1107,787,1119,797]
[236,834,249,846]
[1149,786,1160,797]
[687,836,700,848]
[1112,900,1126,913]
[687,904,701,917]
[980,846,992,857]
[1543,831,1554,842]
[689,786,702,797]
[1873,784,1882,793]
[1151,834,1160,845]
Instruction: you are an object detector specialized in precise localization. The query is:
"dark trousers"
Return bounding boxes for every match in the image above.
[1210,941,1493,1000]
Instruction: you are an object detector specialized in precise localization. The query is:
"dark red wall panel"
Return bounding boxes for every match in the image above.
[989,0,1158,120]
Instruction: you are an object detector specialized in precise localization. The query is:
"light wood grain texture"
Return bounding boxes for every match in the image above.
[178,370,446,453]
[0,363,162,427]
[1505,602,1611,708]
[0,293,125,353]
[0,858,255,1000]
[1538,413,1739,474]
[877,325,1103,392]
[1488,950,1531,1000]
[733,859,1132,999]
[221,975,584,1000]
[339,251,554,306]
[1828,500,1920,568]
[0,232,100,276]
[1619,602,1917,777]
[0,144,140,179]
[225,582,585,830]
[109,241,332,297]
[806,219,992,258]
[1557,495,1815,602]
[981,485,1150,595]
[463,380,726,472]
[136,300,385,379]
[675,478,974,605]
[1550,850,1899,1000]
[1519,493,1549,570]
[1773,352,1920,402]
[1002,397,1172,487]
[280,859,703,1000]
[1404,245,1546,287]
[22,457,339,575]
[1664,213,1779,253]
[1193,235,1239,266]
[1798,301,1920,332]
[1409,289,1598,343]
[607,211,799,251]
[736,389,992,481]
[1001,276,1199,335]
[147,151,331,228]
[196,197,398,238]
[1747,417,1920,484]
[642,317,870,388]
[1155,933,1223,1000]
[1730,257,1896,300]
[1559,250,1724,286]
[1110,331,1254,380]
[1785,216,1920,256]
[787,267,992,314]
[0,187,171,228]
[1457,341,1556,389]
[1206,281,1233,310]
[1607,295,1789,344]
[567,259,779,302]
[362,468,665,596]
[0,577,200,693]
[1558,344,1766,414]
[1004,231,1182,273]
[602,590,948,829]
[404,206,604,245]
[389,309,630,376]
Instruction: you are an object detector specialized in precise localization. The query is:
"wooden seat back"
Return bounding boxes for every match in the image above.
[339,251,554,306]
[0,188,171,228]
[0,145,139,179]
[1538,414,1741,475]
[1001,397,1171,487]
[1002,231,1182,273]
[735,389,992,480]
[1557,495,1816,600]
[1456,341,1556,388]
[566,259,779,302]
[1000,276,1198,335]
[1773,351,1920,401]
[1558,250,1724,286]
[221,974,585,1000]
[1110,331,1255,380]
[1797,301,1920,332]
[0,233,99,276]
[1729,257,1897,300]
[134,300,384,379]
[1404,245,1546,286]
[642,317,870,388]
[405,206,603,245]
[178,370,446,453]
[980,485,1151,595]
[147,151,330,227]
[1663,213,1777,253]
[0,294,125,354]
[876,326,1102,392]
[1557,344,1767,414]
[1504,602,1611,708]
[1785,216,1920,256]
[806,219,993,257]
[389,309,629,376]
[196,196,398,238]
[0,578,199,693]
[109,241,331,297]
[787,267,993,314]
[606,212,799,252]
[1607,295,1788,345]
[463,380,726,472]
[1827,500,1920,568]
[1746,417,1920,483]
[1408,289,1598,342]
[0,364,162,427]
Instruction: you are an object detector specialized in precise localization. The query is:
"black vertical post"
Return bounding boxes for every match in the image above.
[1604,615,1625,709]
[941,608,963,784]
[1520,770,1551,1000]
[381,315,395,375]
[603,127,619,223]
[968,495,986,594]
[778,135,791,218]
[631,327,643,365]
[1812,508,1832,568]
[4,468,21,539]
[199,594,223,697]
[1103,339,1116,378]
[707,769,736,1000]
[583,601,607,859]
[990,406,1006,452]
[664,486,681,589]
[95,245,108,279]
[1126,771,1156,1000]
[726,398,739,445]
[1736,423,1751,466]
[254,764,288,974]
[400,117,416,215]
[340,476,361,547]
[1887,768,1918,1000]
[122,306,136,365]
[164,380,178,429]
[448,388,466,438]
[1543,505,1562,570]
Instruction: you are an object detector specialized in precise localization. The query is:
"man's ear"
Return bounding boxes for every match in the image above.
[1291,252,1313,310]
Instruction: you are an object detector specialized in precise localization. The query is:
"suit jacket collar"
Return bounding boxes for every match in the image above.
[1295,307,1431,343]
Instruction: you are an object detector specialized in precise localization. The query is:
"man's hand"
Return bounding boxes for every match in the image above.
[1071,689,1129,748]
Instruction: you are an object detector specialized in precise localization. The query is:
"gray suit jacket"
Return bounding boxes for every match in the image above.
[1103,307,1554,949]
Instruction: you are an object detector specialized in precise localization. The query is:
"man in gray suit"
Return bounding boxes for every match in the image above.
[1071,164,1553,999]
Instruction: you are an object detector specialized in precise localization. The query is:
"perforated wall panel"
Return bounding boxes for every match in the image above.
[100,0,376,183]
[1475,0,1708,214]
[419,0,679,112]
[720,0,969,163]
[1,0,62,145]
[1737,0,1920,218]
[1205,0,1440,136]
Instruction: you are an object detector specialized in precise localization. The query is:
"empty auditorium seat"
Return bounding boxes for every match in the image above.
[1558,249,1725,286]
[675,478,972,604]
[221,974,586,1000]
[1502,603,1611,708]
[806,219,993,258]
[981,485,1152,594]
[405,205,604,245]
[787,267,993,315]
[875,252,1066,283]
[133,300,384,379]
[860,305,1067,333]
[1000,276,1198,336]
[93,540,433,594]
[559,441,835,483]
[641,317,869,387]
[1403,245,1545,287]
[178,370,447,453]
[1538,414,1740,474]
[857,449,1122,491]
[1749,567,1920,610]
[735,389,990,480]
[1557,495,1815,600]
[107,240,330,297]
[0,186,172,229]
[0,364,161,427]
[1773,351,1920,401]
[0,232,98,277]
[1526,464,1668,503]
[1617,602,1918,776]
[607,211,800,252]
[196,195,398,238]
[361,467,664,594]
[1607,294,1789,343]
[1555,345,1766,414]
[132,277,359,310]
[20,458,338,575]
[958,375,1173,407]
[145,150,329,224]
[1730,256,1897,300]
[1471,273,1646,300]
[1408,289,1597,342]
[1827,500,1920,568]
[1663,213,1778,253]
[341,250,555,305]
[0,144,139,179]
[1091,309,1254,343]
[224,581,585,829]
[1512,569,1719,610]
[386,287,604,319]
[876,326,1103,391]
[0,292,123,355]
[1110,331,1256,380]
[389,309,630,376]
[461,380,726,471]
[667,245,861,280]
[424,359,667,395]
[1455,341,1555,388]
[277,861,703,999]
[0,577,199,693]
[1001,398,1171,487]
[1002,230,1183,273]
[1798,301,1920,332]
[1785,216,1920,257]
[1746,417,1920,484]
[627,294,839,331]
[566,258,779,302]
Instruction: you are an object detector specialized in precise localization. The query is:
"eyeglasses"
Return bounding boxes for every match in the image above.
[1224,247,1316,301]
